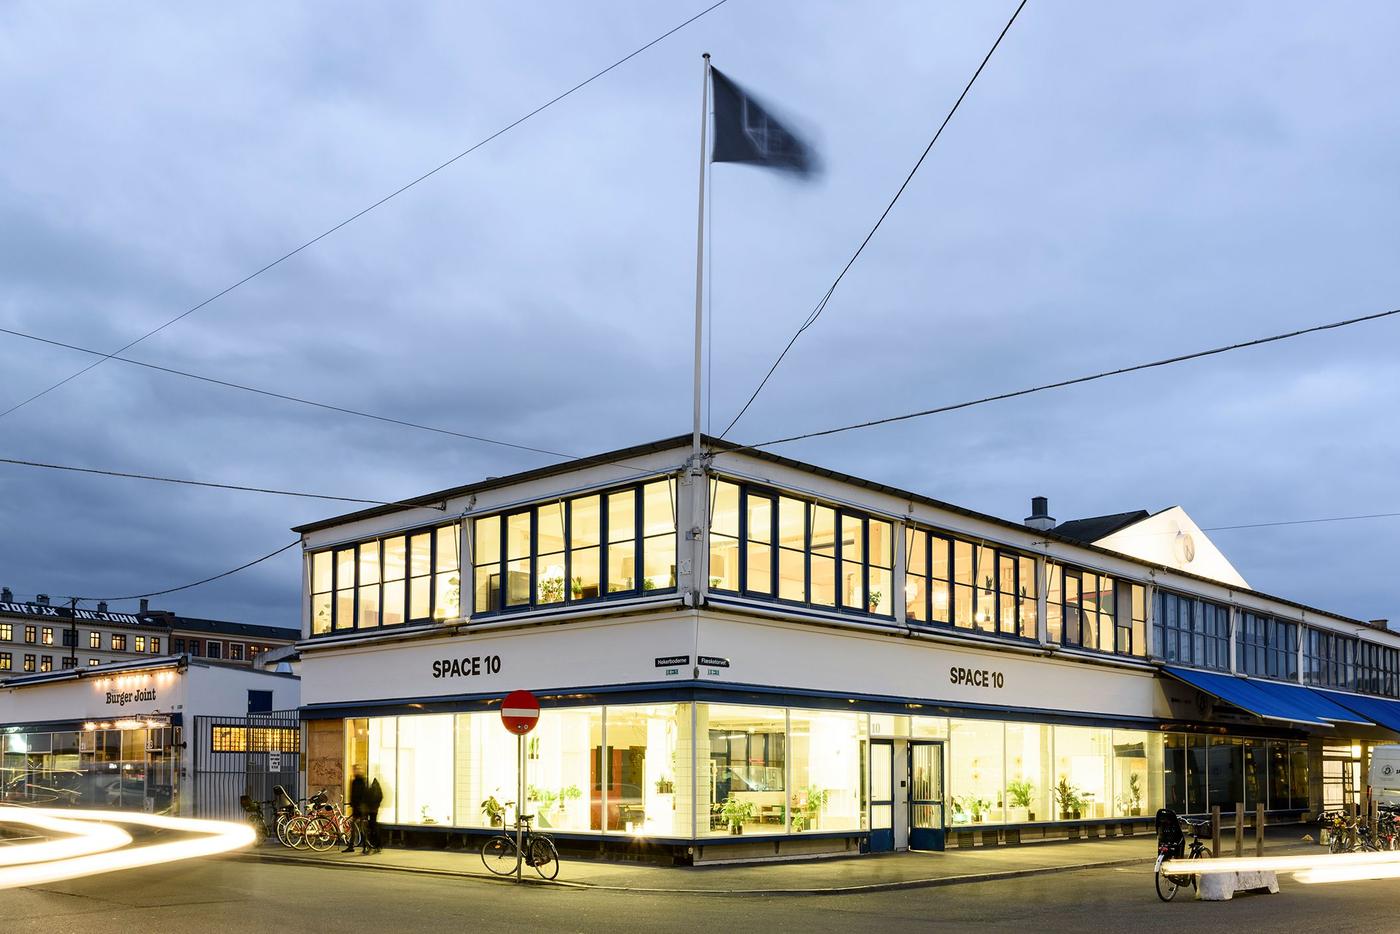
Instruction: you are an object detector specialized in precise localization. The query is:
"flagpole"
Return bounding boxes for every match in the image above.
[691,53,710,461]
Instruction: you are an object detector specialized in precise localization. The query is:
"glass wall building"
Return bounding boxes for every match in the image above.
[294,436,1400,860]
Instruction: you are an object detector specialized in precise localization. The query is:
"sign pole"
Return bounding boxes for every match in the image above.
[516,732,525,883]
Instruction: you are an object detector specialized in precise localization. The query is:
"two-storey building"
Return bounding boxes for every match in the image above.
[291,436,1400,862]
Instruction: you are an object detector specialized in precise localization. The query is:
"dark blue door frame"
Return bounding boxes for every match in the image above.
[908,740,945,851]
[869,739,895,852]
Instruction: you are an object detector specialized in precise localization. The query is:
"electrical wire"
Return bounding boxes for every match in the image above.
[718,0,1028,439]
[0,456,446,509]
[75,541,302,603]
[0,0,732,423]
[0,324,646,468]
[1203,513,1400,532]
[718,305,1400,454]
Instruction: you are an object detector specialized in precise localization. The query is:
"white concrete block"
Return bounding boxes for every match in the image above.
[1196,870,1280,901]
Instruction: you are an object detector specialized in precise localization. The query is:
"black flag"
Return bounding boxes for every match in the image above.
[710,67,817,177]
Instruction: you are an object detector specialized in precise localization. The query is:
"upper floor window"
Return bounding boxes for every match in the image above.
[151,637,161,654]
[207,641,222,659]
[905,529,1036,639]
[473,480,676,615]
[709,480,893,617]
[310,522,462,635]
[1238,612,1298,682]
[1047,565,1144,657]
[89,631,100,649]
[41,627,53,645]
[1357,641,1399,698]
[111,634,127,651]
[24,625,35,644]
[173,638,185,653]
[1305,627,1354,691]
[0,624,10,641]
[231,643,244,660]
[1153,590,1228,671]
[134,635,146,653]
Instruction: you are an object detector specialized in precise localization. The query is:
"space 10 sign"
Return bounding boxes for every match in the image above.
[499,689,540,735]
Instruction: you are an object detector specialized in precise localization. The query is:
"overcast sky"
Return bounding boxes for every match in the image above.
[2,1,1397,628]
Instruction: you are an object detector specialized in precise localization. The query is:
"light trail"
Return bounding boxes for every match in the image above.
[1160,849,1400,876]
[0,809,132,866]
[0,807,255,889]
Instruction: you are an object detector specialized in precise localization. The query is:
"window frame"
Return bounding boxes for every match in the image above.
[905,526,1037,641]
[709,479,895,621]
[308,520,463,637]
[471,480,677,619]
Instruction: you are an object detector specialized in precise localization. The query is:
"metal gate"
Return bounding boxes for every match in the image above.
[193,710,302,820]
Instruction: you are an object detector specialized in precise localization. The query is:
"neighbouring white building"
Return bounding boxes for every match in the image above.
[290,435,1400,862]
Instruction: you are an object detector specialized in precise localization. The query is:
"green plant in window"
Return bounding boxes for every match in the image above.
[561,784,582,801]
[570,577,584,599]
[642,577,657,591]
[1007,779,1034,809]
[1122,772,1143,816]
[717,795,755,834]
[655,776,674,794]
[1054,778,1084,819]
[709,576,722,589]
[481,795,506,828]
[538,575,566,604]
[867,589,883,612]
[968,796,991,823]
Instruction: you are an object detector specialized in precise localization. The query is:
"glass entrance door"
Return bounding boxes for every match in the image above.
[869,739,894,852]
[909,740,945,851]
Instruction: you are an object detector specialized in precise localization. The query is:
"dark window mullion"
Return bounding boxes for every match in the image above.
[564,499,574,604]
[737,488,748,594]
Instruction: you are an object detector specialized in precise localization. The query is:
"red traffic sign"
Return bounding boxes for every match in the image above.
[500,690,541,735]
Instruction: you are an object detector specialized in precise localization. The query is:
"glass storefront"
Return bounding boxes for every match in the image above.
[341,704,1313,839]
[1,724,175,811]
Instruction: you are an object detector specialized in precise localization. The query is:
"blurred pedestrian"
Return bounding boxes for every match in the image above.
[343,765,366,854]
[364,775,383,854]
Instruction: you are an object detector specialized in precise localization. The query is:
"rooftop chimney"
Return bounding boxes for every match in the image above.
[1,587,11,602]
[139,598,149,614]
[36,593,50,606]
[97,601,109,613]
[1024,496,1055,532]
[1371,619,1392,632]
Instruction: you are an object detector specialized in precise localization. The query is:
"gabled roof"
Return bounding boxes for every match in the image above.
[141,614,298,641]
[1052,510,1151,544]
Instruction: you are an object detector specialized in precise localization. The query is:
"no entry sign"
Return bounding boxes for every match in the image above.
[500,690,540,735]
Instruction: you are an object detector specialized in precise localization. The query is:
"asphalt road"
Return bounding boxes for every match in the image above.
[5,857,1396,933]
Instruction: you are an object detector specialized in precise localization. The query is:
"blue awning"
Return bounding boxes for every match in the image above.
[1310,688,1400,734]
[1256,678,1373,725]
[1162,667,1340,726]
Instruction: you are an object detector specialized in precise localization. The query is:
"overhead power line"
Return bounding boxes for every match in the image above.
[719,0,1028,440]
[0,0,731,423]
[1204,512,1400,532]
[0,456,446,510]
[719,305,1400,453]
[76,540,302,603]
[0,325,621,465]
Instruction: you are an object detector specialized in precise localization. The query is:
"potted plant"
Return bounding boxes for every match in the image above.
[1055,778,1083,820]
[718,796,755,834]
[655,776,675,795]
[867,590,883,613]
[527,784,558,826]
[1007,779,1036,822]
[480,795,506,828]
[538,575,566,604]
[1124,773,1143,817]
[952,796,968,824]
[969,796,991,823]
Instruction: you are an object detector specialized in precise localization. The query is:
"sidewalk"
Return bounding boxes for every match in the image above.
[230,827,1319,895]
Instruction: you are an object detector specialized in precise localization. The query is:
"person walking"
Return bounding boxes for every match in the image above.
[364,775,384,854]
[343,765,367,854]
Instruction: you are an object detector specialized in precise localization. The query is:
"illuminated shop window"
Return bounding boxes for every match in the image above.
[309,522,462,637]
[703,704,786,836]
[709,479,893,618]
[907,529,1036,639]
[472,481,676,616]
[210,726,299,753]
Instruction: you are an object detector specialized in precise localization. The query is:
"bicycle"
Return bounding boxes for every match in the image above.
[239,794,273,844]
[1154,808,1210,902]
[481,812,560,881]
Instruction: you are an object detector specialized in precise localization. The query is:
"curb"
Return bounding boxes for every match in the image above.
[227,849,1152,896]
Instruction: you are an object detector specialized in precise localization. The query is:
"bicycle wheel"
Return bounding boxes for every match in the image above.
[275,814,296,848]
[530,835,560,880]
[1154,859,1179,903]
[342,818,363,850]
[285,815,313,850]
[246,813,267,844]
[481,835,518,875]
[306,816,339,852]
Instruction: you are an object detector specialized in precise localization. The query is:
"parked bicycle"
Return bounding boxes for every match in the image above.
[1322,807,1400,854]
[481,810,560,880]
[1154,808,1211,902]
